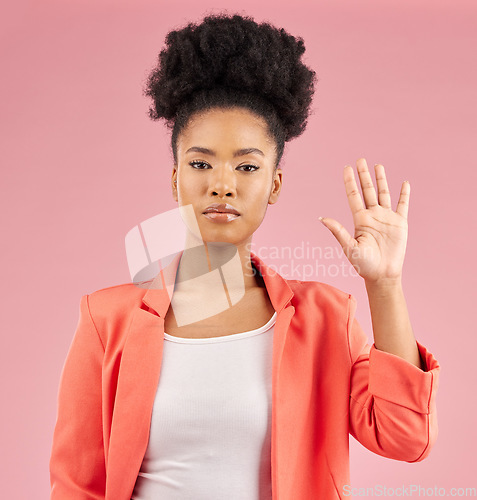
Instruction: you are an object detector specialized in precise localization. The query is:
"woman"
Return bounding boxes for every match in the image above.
[49,12,440,500]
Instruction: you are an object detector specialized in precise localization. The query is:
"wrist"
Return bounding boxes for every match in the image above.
[365,276,403,294]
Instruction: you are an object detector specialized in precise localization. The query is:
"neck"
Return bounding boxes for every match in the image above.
[173,232,262,295]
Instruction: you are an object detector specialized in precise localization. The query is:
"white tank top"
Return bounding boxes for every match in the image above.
[131,311,277,500]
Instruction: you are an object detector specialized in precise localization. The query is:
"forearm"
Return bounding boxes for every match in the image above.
[365,278,425,370]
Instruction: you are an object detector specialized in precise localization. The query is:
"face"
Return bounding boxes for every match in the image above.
[171,107,283,248]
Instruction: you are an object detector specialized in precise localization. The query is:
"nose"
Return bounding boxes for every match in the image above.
[208,166,237,198]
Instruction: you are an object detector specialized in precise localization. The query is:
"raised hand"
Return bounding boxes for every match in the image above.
[319,158,410,285]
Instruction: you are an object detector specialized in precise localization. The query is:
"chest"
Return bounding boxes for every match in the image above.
[163,286,276,339]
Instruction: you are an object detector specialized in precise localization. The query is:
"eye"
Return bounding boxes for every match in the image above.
[188,160,260,172]
[189,160,211,169]
[238,164,260,172]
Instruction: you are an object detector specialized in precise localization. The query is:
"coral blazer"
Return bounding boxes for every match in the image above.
[49,250,440,499]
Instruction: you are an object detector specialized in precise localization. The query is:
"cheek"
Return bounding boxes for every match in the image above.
[177,177,203,199]
[248,186,272,213]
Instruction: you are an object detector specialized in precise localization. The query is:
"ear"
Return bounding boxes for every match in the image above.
[268,168,283,205]
[172,166,178,202]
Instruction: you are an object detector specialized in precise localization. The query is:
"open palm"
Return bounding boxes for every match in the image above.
[320,158,410,284]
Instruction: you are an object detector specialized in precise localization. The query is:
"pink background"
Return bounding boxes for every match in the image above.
[1,0,476,497]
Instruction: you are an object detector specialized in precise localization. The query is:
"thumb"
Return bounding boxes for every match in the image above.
[319,217,355,257]
[319,216,341,236]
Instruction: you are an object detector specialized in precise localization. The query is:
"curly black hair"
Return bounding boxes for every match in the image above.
[143,12,317,168]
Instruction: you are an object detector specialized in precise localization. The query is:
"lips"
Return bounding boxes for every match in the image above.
[203,203,240,215]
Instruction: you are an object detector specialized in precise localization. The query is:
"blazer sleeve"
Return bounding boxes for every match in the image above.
[49,294,106,499]
[347,294,440,462]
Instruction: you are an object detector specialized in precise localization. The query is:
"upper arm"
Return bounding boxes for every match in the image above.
[49,294,106,499]
[347,294,440,462]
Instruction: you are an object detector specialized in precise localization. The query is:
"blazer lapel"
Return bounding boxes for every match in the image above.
[105,249,295,500]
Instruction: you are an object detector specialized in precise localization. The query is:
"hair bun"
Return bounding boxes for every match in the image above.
[143,13,317,142]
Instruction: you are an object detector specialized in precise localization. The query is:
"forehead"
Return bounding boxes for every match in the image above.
[178,107,275,152]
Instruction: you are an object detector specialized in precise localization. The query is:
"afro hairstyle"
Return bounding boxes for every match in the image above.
[143,12,317,168]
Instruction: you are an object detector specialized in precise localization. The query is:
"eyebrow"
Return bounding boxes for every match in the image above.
[185,146,265,157]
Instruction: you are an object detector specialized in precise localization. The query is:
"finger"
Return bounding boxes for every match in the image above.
[396,180,410,220]
[374,163,392,209]
[356,158,378,209]
[320,217,357,257]
[344,165,365,215]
